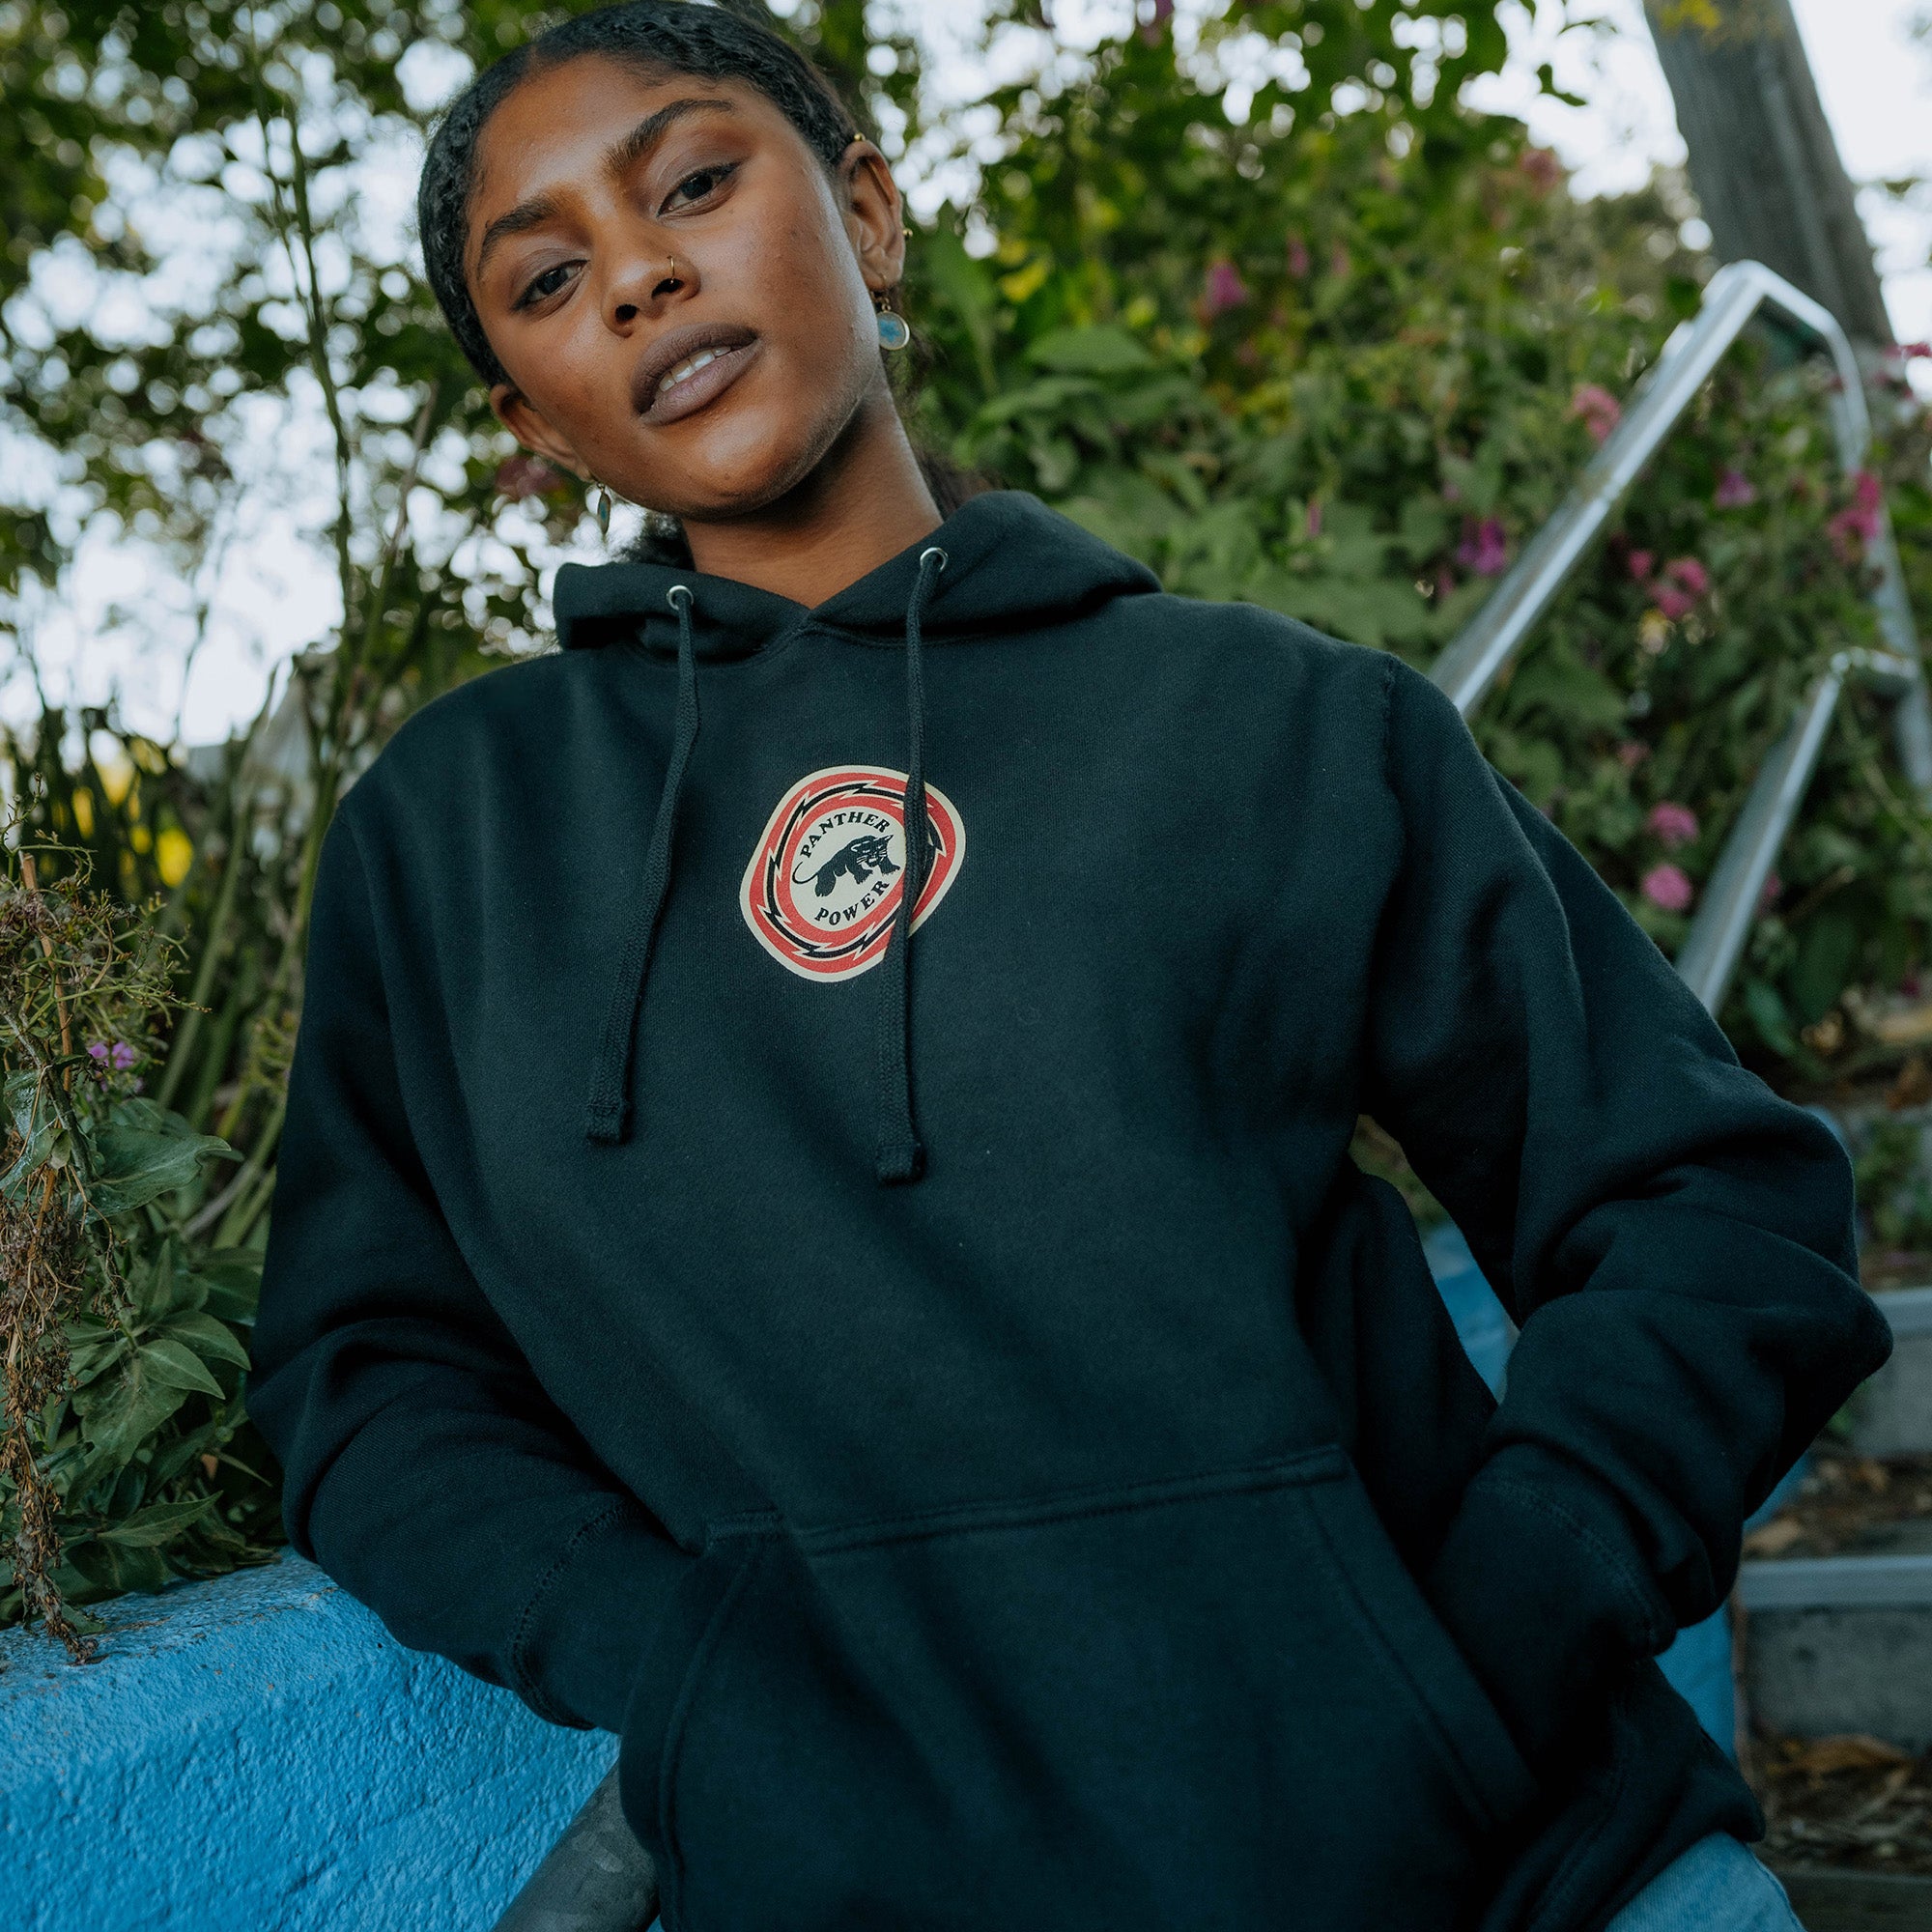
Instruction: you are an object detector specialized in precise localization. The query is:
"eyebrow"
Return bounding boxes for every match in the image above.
[474,97,739,280]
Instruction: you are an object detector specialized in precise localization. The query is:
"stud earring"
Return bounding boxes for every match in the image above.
[873,290,912,352]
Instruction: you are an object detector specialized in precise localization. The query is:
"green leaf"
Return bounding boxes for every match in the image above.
[94,1496,218,1548]
[192,1250,263,1325]
[0,1067,65,1199]
[1745,977,1802,1060]
[88,1097,238,1217]
[160,1309,252,1371]
[1792,907,1861,1024]
[1025,325,1154,378]
[73,1358,189,1463]
[138,1336,227,1399]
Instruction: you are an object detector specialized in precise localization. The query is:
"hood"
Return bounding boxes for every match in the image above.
[555,488,1160,1187]
[550,489,1159,659]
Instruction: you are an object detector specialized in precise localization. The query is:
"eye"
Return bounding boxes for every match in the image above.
[664,160,737,212]
[514,262,578,310]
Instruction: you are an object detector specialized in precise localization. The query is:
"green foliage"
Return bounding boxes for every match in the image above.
[897,5,1932,1088]
[0,834,276,1649]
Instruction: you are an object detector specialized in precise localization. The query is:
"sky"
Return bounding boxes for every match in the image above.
[29,0,1932,751]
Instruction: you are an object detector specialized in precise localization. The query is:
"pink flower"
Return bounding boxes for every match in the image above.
[1664,556,1710,598]
[1138,0,1174,42]
[1896,342,1932,360]
[1627,549,1655,583]
[1456,516,1509,578]
[1758,870,1782,915]
[1617,740,1650,770]
[1827,473,1884,560]
[1329,243,1351,282]
[495,455,567,500]
[1520,148,1562,195]
[1646,802,1698,849]
[1569,384,1621,445]
[1304,499,1322,540]
[1641,864,1694,913]
[1201,258,1250,320]
[1286,233,1311,278]
[1715,469,1756,508]
[1653,586,1695,622]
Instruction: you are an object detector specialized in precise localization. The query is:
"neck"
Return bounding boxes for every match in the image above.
[680,388,942,609]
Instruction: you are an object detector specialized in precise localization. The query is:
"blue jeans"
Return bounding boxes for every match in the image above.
[1604,1833,1803,1931]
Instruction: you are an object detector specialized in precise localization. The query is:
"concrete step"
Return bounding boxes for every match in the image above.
[1850,1288,1932,1458]
[1769,1865,1932,1930]
[1739,1554,1932,1750]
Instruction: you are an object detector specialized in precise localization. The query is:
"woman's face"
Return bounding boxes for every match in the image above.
[465,57,904,525]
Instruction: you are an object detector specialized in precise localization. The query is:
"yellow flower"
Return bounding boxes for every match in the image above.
[156,827,193,887]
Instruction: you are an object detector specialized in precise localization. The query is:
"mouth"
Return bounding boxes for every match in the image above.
[632,322,761,426]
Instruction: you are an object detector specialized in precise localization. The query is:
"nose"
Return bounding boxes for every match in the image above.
[605,238,689,331]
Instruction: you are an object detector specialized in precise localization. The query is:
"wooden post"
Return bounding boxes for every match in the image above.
[1642,0,1894,352]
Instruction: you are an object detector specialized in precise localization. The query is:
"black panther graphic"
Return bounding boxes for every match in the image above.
[793,833,900,898]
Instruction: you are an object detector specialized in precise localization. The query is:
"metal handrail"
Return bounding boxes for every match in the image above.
[1431,257,1932,1014]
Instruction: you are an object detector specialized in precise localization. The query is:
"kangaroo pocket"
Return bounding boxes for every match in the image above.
[626,1445,1538,1932]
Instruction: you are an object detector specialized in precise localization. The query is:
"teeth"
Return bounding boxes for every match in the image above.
[658,348,724,395]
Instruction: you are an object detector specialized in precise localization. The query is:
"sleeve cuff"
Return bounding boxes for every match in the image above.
[1421,1442,1674,1770]
[511,1500,697,1733]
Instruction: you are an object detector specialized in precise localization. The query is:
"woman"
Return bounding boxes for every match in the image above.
[249,8,1889,1930]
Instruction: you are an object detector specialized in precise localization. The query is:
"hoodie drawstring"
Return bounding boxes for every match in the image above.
[875,544,949,1185]
[585,583,699,1144]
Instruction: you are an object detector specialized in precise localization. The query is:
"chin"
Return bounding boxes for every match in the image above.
[655,426,852,524]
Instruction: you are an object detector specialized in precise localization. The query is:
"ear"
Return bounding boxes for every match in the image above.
[490,383,592,479]
[838,138,907,295]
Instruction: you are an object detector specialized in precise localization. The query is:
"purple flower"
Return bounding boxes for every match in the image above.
[1200,258,1250,321]
[110,1040,137,1070]
[1715,469,1756,508]
[1641,864,1694,913]
[87,1040,110,1062]
[1455,516,1509,578]
[1568,384,1621,446]
[1646,802,1698,849]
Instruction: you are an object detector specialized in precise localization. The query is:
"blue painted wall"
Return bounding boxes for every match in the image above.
[1,1553,613,1931]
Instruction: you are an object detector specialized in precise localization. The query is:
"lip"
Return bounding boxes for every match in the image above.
[632,321,761,425]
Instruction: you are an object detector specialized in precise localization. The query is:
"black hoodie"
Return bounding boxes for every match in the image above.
[251,489,1889,1932]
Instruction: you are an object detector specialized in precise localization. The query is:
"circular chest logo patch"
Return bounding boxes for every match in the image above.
[741,765,965,980]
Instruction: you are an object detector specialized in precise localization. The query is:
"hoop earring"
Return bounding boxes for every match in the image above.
[873,289,911,352]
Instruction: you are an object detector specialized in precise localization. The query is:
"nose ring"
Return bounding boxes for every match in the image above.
[666,254,679,286]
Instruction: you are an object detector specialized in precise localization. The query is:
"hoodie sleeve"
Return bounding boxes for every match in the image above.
[248,803,694,1735]
[1363,656,1889,1771]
